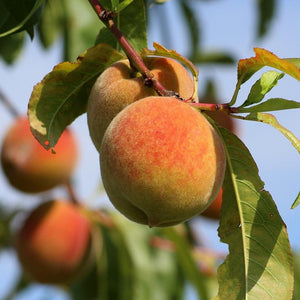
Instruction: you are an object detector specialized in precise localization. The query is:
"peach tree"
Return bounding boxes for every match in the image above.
[0,0,300,299]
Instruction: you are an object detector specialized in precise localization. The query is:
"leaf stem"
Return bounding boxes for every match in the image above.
[0,87,19,118]
[65,178,80,205]
[189,102,239,114]
[87,0,174,97]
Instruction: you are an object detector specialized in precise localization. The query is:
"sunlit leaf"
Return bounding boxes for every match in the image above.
[96,0,147,53]
[28,43,124,150]
[241,71,284,107]
[238,98,300,112]
[238,48,300,83]
[215,128,294,300]
[244,112,300,154]
[290,191,300,209]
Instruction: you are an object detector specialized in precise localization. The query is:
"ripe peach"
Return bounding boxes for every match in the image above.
[15,199,92,284]
[87,57,194,151]
[201,188,223,219]
[100,96,226,227]
[1,116,78,193]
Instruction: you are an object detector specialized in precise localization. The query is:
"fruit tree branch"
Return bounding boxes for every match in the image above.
[88,0,176,97]
[0,87,19,117]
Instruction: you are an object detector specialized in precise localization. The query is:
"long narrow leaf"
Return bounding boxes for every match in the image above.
[245,112,300,154]
[215,128,294,300]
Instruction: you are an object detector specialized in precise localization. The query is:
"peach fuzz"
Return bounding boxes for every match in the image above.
[16,200,91,284]
[1,116,78,193]
[100,96,226,227]
[87,56,194,151]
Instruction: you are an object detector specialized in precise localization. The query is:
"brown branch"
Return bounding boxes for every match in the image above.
[64,178,80,205]
[88,0,174,97]
[0,87,19,117]
[189,102,240,114]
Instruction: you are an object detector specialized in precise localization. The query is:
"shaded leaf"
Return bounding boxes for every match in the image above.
[0,31,26,64]
[291,191,300,209]
[98,221,135,300]
[179,0,201,56]
[215,128,294,300]
[112,213,184,300]
[0,0,44,38]
[191,51,235,65]
[256,0,276,38]
[96,0,147,53]
[244,112,300,154]
[114,0,135,13]
[238,48,300,84]
[241,71,284,107]
[239,98,300,113]
[28,43,124,150]
[36,0,63,49]
[162,227,211,300]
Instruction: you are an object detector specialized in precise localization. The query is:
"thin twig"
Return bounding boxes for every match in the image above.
[0,87,19,117]
[65,178,80,205]
[88,0,175,97]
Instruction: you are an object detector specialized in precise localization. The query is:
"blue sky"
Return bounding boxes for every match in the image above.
[0,0,300,298]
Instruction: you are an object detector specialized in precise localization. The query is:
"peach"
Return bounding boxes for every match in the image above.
[1,116,78,193]
[201,188,223,219]
[15,199,91,284]
[100,96,226,227]
[87,57,194,151]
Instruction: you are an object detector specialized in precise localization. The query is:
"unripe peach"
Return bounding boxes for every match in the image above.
[87,57,194,151]
[1,116,78,193]
[15,200,91,284]
[100,96,226,227]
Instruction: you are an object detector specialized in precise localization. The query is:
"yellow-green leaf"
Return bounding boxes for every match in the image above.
[28,43,124,150]
[238,48,300,83]
[215,128,294,300]
[245,112,300,154]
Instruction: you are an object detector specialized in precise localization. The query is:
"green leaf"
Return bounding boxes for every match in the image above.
[36,0,63,49]
[291,191,300,209]
[256,0,276,38]
[179,0,201,57]
[215,128,294,300]
[0,31,26,64]
[238,98,300,113]
[0,0,44,38]
[60,0,106,61]
[241,71,284,108]
[162,227,211,300]
[294,252,300,300]
[244,112,300,154]
[95,0,147,53]
[28,43,124,150]
[98,221,135,300]
[114,0,135,13]
[190,51,235,65]
[111,213,184,300]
